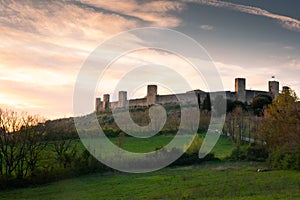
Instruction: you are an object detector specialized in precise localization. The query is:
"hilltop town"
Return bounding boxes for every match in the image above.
[95,78,287,112]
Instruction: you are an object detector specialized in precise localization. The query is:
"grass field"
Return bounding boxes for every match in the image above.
[107,134,234,159]
[2,134,298,199]
[0,161,299,200]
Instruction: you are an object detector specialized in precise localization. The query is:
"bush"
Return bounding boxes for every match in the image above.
[246,143,268,161]
[103,128,121,137]
[184,134,203,155]
[172,152,218,166]
[230,146,247,161]
[268,150,300,170]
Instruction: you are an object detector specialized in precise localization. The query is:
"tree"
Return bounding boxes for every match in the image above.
[259,89,299,152]
[0,109,45,178]
[51,132,77,169]
[225,106,245,143]
[117,132,125,148]
[227,100,247,113]
[251,94,272,116]
[259,89,300,162]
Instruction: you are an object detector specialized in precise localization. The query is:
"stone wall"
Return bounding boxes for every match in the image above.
[129,98,148,107]
[95,78,279,112]
[156,94,178,104]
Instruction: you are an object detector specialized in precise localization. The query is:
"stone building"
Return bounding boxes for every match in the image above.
[95,78,280,112]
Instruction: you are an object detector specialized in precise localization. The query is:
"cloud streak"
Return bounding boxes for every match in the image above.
[78,0,185,28]
[199,25,214,30]
[184,0,300,32]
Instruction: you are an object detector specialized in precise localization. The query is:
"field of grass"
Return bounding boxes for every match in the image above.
[106,134,234,159]
[1,161,299,200]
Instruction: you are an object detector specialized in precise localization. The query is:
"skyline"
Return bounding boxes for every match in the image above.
[1,0,300,119]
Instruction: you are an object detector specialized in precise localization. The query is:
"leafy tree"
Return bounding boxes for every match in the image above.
[51,132,77,169]
[251,94,272,116]
[227,100,246,113]
[259,89,300,168]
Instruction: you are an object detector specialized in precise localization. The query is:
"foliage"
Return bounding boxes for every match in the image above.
[251,94,272,116]
[245,143,268,162]
[117,132,125,148]
[184,134,202,155]
[268,149,300,170]
[226,100,247,113]
[259,89,300,169]
[229,146,247,161]
[229,143,268,162]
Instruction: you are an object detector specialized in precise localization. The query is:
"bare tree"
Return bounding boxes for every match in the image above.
[0,109,45,178]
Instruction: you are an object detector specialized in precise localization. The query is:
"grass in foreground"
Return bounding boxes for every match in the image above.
[0,162,299,200]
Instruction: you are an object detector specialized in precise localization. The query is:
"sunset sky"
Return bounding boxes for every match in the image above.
[1,0,300,119]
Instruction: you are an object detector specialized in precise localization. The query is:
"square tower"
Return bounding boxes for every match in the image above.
[269,81,279,98]
[118,91,127,108]
[147,85,157,105]
[102,94,110,111]
[235,78,246,102]
[95,98,102,113]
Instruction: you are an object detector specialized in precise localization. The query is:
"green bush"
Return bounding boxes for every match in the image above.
[103,128,121,137]
[230,146,247,161]
[268,150,300,170]
[172,151,217,166]
[246,143,268,161]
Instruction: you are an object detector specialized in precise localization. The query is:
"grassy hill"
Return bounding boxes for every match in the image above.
[1,162,299,200]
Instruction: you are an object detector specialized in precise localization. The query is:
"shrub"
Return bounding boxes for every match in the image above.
[268,150,300,170]
[172,151,217,166]
[184,134,203,155]
[246,143,268,161]
[230,146,247,161]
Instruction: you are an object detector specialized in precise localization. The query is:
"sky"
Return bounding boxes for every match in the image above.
[0,0,300,119]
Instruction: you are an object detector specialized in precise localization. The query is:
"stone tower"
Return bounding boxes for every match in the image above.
[282,86,290,93]
[102,94,110,111]
[235,78,246,102]
[118,91,127,108]
[95,98,102,113]
[269,81,279,98]
[147,85,157,105]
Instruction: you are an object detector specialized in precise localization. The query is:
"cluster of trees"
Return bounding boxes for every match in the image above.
[258,89,300,169]
[0,110,46,179]
[224,89,300,169]
[0,109,108,189]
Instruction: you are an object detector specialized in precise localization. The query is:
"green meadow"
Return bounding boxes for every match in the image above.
[0,162,299,200]
[108,134,234,157]
[1,134,299,199]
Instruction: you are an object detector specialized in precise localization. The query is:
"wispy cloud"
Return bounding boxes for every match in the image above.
[183,0,300,32]
[78,0,185,28]
[199,25,214,30]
